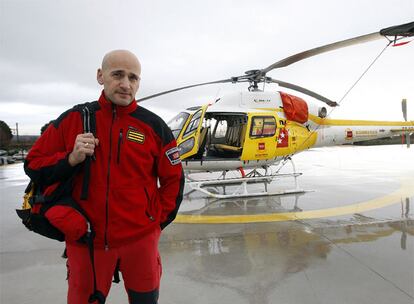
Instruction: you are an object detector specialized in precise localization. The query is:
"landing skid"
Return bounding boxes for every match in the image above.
[186,158,309,199]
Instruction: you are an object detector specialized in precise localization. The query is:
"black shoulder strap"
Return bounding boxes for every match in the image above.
[80,103,97,200]
[82,104,97,137]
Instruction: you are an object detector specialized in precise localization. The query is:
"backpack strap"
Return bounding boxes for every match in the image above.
[77,103,106,303]
[80,103,97,200]
[82,231,106,304]
[78,103,106,303]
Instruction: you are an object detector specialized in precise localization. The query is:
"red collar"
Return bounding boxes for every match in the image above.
[98,90,137,115]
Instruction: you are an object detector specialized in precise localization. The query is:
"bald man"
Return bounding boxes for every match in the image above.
[25,50,184,304]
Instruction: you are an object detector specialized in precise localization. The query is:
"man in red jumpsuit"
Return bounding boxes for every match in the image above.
[25,50,184,303]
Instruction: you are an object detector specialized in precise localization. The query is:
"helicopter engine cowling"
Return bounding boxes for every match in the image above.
[307,103,328,119]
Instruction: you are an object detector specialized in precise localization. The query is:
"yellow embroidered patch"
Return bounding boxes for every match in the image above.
[127,129,145,144]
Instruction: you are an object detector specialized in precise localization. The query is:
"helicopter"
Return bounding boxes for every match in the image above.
[138,21,414,199]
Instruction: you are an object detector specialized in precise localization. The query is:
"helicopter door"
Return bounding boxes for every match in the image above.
[241,115,277,161]
[176,105,208,159]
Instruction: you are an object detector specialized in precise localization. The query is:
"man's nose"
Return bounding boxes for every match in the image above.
[119,76,130,88]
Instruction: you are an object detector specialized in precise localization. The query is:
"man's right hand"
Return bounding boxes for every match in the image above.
[68,133,99,166]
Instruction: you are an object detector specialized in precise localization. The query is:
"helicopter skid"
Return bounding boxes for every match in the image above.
[188,173,307,199]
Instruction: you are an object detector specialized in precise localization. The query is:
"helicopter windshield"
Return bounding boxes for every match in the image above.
[167,112,190,139]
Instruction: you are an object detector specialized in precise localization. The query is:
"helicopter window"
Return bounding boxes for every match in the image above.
[250,116,276,138]
[183,110,202,137]
[167,112,190,139]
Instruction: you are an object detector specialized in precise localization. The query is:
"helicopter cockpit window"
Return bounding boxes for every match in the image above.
[167,112,190,139]
[183,109,202,137]
[250,116,276,138]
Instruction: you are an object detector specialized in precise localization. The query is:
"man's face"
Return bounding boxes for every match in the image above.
[97,51,141,106]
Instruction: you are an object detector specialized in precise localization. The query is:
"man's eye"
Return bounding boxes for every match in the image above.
[112,72,122,78]
[129,76,138,82]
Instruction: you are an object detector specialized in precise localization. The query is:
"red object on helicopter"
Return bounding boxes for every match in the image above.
[279,92,309,124]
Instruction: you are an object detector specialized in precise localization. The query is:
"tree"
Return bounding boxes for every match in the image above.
[0,120,13,149]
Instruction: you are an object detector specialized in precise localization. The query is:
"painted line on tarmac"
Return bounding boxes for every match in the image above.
[175,177,414,224]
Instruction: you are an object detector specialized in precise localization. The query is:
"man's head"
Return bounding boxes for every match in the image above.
[97,50,141,106]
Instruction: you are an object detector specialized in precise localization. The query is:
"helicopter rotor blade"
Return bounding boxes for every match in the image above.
[137,78,236,102]
[137,22,413,104]
[261,21,414,75]
[261,32,381,74]
[267,78,338,107]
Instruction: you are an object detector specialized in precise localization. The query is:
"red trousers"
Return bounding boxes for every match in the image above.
[66,229,161,304]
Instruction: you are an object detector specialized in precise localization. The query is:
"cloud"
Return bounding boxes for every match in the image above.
[1,0,413,134]
[13,82,98,106]
[1,102,64,135]
[0,81,98,134]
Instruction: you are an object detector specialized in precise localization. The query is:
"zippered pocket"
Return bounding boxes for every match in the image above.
[144,187,155,221]
[117,129,123,164]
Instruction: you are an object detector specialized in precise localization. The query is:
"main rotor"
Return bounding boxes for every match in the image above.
[231,70,269,92]
[138,21,414,108]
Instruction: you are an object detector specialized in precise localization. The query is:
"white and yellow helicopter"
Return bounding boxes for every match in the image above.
[139,21,414,199]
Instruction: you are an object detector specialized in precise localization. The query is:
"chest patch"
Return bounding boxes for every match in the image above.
[127,128,145,144]
[165,147,181,165]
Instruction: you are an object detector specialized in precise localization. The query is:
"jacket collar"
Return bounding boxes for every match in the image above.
[98,90,137,115]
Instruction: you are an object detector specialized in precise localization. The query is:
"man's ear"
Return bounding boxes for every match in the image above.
[97,68,104,85]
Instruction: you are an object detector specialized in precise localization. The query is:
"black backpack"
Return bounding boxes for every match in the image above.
[16,102,96,240]
[16,102,108,304]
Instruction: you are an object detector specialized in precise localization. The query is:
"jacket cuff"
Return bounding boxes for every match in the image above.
[55,153,79,181]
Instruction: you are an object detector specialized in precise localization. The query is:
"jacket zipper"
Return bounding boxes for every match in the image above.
[144,187,155,221]
[117,129,123,164]
[104,106,116,250]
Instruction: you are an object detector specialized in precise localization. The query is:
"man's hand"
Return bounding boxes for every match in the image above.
[68,133,99,166]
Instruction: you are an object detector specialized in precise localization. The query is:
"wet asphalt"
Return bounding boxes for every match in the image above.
[0,145,413,304]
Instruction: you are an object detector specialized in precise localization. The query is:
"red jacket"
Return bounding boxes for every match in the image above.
[25,92,184,248]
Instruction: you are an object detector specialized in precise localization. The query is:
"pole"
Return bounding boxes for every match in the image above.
[16,122,23,159]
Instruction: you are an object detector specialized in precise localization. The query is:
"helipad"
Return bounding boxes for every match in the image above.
[1,145,413,304]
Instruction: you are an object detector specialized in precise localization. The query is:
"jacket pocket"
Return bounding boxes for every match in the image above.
[144,187,155,222]
[117,129,123,164]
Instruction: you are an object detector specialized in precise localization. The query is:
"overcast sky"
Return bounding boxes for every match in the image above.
[1,0,413,135]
